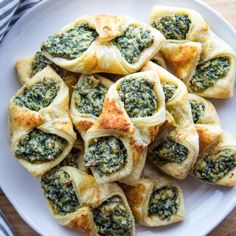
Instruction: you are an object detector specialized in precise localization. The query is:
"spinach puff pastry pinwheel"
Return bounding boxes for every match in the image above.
[150,5,209,42]
[123,163,185,227]
[186,31,236,98]
[189,93,223,154]
[142,62,199,179]
[8,66,76,177]
[70,74,113,137]
[192,133,236,187]
[41,167,135,235]
[16,51,80,89]
[41,15,165,75]
[83,69,166,185]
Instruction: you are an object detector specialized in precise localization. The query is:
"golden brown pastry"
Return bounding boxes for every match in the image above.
[8,66,76,177]
[41,15,165,74]
[15,51,80,89]
[41,167,135,235]
[109,69,166,145]
[70,74,113,137]
[151,52,167,69]
[186,31,236,98]
[123,163,185,227]
[192,133,236,187]
[142,62,199,179]
[83,111,147,186]
[83,69,166,185]
[189,93,223,154]
[159,41,202,82]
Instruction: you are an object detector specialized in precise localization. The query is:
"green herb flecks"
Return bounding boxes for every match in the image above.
[41,169,80,215]
[161,82,177,102]
[149,137,188,164]
[190,100,205,124]
[194,149,236,183]
[31,51,72,78]
[74,76,107,117]
[84,136,127,176]
[118,77,157,118]
[189,57,230,92]
[152,14,191,40]
[93,195,133,236]
[14,79,58,111]
[149,187,178,221]
[58,147,80,169]
[115,25,154,64]
[42,24,98,60]
[15,129,67,163]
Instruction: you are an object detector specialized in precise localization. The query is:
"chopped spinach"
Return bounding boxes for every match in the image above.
[149,187,178,221]
[41,169,80,214]
[152,14,191,40]
[74,76,107,117]
[194,149,236,183]
[15,129,67,163]
[14,79,58,111]
[84,136,127,176]
[114,25,154,64]
[161,82,177,102]
[190,100,205,124]
[42,24,98,60]
[93,195,133,236]
[118,77,157,118]
[189,57,230,92]
[58,147,80,168]
[31,51,73,78]
[149,137,188,164]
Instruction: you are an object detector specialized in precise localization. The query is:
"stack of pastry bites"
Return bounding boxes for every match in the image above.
[8,5,236,235]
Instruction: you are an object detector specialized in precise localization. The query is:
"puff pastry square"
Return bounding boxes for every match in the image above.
[123,163,185,227]
[142,62,199,179]
[70,74,113,137]
[41,167,135,235]
[83,69,166,185]
[192,133,236,187]
[15,51,80,90]
[9,66,76,176]
[41,15,165,75]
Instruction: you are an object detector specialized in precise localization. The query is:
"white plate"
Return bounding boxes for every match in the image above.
[0,0,236,235]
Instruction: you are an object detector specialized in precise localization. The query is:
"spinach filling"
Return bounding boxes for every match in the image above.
[93,195,133,236]
[15,129,67,163]
[14,79,58,111]
[41,169,80,214]
[194,149,236,183]
[118,77,157,118]
[190,100,205,124]
[149,137,189,164]
[42,24,98,60]
[74,76,107,117]
[31,51,72,78]
[189,57,230,92]
[114,25,154,64]
[58,147,80,169]
[161,82,177,102]
[84,136,127,176]
[152,14,191,40]
[149,187,178,221]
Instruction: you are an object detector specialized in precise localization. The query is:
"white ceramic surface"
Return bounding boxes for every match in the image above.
[0,0,236,235]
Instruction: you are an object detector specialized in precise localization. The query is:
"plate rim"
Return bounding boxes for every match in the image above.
[0,0,236,235]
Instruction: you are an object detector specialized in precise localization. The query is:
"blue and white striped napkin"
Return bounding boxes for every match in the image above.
[0,0,41,42]
[0,1,41,233]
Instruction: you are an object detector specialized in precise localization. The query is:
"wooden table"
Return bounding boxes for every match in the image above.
[1,0,236,235]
